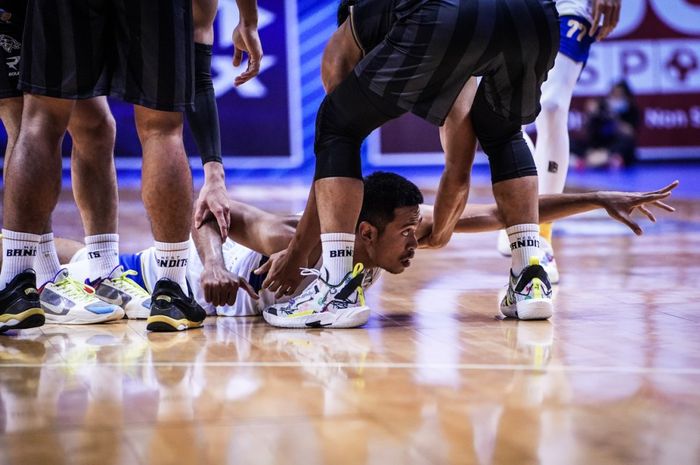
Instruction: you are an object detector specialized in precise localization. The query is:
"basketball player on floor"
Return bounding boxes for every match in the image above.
[32,172,675,329]
[259,0,561,326]
[498,0,622,283]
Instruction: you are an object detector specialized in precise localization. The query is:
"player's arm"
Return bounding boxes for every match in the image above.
[418,182,678,241]
[233,0,262,86]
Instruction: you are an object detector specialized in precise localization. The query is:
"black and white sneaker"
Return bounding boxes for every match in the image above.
[146,279,206,332]
[0,270,45,333]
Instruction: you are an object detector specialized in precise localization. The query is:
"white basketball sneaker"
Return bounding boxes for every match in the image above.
[92,266,151,319]
[40,270,124,324]
[500,257,553,320]
[539,237,560,285]
[263,264,370,329]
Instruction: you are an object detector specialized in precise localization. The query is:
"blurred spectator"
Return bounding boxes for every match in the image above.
[575,80,640,168]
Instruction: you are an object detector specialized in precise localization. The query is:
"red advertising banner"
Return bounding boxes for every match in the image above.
[369,0,700,165]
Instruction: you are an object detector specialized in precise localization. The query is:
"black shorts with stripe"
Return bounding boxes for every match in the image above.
[351,0,559,126]
[19,0,194,112]
[0,0,25,99]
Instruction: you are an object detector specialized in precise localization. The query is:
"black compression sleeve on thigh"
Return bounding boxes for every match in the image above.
[314,73,403,180]
[471,87,537,184]
[186,43,222,165]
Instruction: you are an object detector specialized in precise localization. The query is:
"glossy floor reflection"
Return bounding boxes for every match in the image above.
[1,180,699,465]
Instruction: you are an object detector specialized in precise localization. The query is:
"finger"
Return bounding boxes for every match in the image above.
[651,180,680,195]
[598,7,614,40]
[589,6,601,37]
[203,283,212,305]
[254,259,272,275]
[617,214,643,235]
[239,278,260,300]
[233,48,243,67]
[637,205,656,222]
[214,208,229,240]
[235,62,259,86]
[652,200,675,212]
[194,201,207,229]
[225,284,236,306]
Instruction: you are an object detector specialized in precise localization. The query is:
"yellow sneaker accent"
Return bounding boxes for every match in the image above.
[529,256,540,267]
[540,223,553,244]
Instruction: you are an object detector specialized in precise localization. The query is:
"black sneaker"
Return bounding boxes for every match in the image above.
[0,270,45,333]
[146,279,206,332]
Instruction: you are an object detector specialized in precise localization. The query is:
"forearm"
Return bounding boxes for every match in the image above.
[431,170,470,241]
[453,192,604,233]
[235,0,258,25]
[192,218,226,269]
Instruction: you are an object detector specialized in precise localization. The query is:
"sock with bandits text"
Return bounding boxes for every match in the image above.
[0,229,40,289]
[321,233,355,286]
[85,234,120,281]
[506,224,541,275]
[35,233,62,286]
[154,240,190,294]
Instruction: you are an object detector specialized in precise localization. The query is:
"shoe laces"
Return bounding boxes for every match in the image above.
[109,270,150,298]
[53,275,97,303]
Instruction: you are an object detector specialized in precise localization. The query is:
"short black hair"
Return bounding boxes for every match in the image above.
[337,0,354,26]
[359,171,424,232]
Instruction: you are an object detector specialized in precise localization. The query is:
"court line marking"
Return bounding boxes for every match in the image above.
[2,361,700,375]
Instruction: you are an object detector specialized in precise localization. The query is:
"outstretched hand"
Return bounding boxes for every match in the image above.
[599,181,678,235]
[232,23,263,87]
[253,248,306,299]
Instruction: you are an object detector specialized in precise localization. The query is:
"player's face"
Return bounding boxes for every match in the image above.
[373,206,421,274]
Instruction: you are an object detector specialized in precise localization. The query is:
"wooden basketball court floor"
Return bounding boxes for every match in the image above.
[1,174,699,465]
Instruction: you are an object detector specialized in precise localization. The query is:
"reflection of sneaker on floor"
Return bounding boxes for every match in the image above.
[500,257,553,320]
[504,321,554,369]
[40,270,124,324]
[0,270,44,333]
[263,264,370,329]
[91,266,151,319]
[539,237,560,285]
[146,279,206,332]
[497,229,512,257]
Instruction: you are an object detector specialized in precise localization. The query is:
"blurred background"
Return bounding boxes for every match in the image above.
[1,0,698,197]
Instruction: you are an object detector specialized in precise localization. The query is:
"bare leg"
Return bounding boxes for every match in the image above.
[0,96,23,174]
[135,106,193,243]
[3,95,73,232]
[68,96,118,235]
[314,178,363,234]
[492,176,539,227]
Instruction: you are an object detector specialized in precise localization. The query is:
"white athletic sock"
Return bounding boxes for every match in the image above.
[35,233,62,286]
[0,229,40,289]
[320,233,355,286]
[85,233,120,281]
[506,224,541,275]
[154,240,190,294]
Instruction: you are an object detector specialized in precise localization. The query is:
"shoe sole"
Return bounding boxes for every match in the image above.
[263,306,371,329]
[125,307,151,320]
[146,315,204,332]
[0,308,45,332]
[515,299,553,320]
[43,307,123,325]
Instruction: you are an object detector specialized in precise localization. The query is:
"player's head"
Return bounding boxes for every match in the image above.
[357,172,423,274]
[337,0,354,26]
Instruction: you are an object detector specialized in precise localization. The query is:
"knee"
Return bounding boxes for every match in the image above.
[539,91,570,121]
[136,111,183,141]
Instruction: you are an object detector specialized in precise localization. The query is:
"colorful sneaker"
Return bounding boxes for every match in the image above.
[500,257,553,320]
[0,270,45,332]
[539,237,560,285]
[92,266,151,319]
[263,263,370,329]
[40,269,124,325]
[146,279,206,332]
[497,229,512,257]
